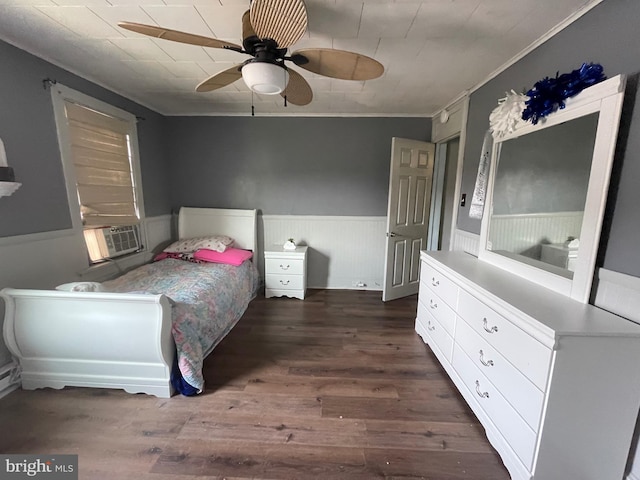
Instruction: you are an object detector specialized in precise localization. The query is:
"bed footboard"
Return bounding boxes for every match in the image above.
[1,288,175,398]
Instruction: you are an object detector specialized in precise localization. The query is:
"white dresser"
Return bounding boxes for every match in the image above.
[264,246,308,299]
[416,250,640,480]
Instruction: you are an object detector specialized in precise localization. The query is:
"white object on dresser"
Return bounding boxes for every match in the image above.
[416,250,640,480]
[265,246,308,299]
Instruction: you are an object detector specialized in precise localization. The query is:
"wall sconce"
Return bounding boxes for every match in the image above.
[0,137,21,197]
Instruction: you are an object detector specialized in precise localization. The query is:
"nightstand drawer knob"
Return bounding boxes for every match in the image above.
[280,279,290,285]
[280,264,290,270]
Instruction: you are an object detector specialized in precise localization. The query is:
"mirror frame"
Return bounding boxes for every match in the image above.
[479,74,626,303]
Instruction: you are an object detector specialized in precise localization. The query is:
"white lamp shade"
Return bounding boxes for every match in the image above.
[242,62,289,95]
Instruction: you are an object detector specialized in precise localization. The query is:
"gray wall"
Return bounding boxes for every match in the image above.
[459,0,640,277]
[0,40,172,239]
[492,113,597,215]
[166,116,430,216]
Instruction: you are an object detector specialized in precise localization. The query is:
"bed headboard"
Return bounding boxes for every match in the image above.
[178,207,258,252]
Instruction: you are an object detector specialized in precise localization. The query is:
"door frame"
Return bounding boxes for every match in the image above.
[430,96,470,251]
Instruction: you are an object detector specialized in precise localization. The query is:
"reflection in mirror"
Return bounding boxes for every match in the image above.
[479,74,625,302]
[487,113,599,279]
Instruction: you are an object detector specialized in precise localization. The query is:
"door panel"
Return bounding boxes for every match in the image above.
[383,137,435,301]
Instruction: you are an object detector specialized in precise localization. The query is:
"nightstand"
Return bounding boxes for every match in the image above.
[264,246,308,299]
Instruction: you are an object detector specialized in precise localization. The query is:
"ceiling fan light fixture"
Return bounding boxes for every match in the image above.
[242,62,289,95]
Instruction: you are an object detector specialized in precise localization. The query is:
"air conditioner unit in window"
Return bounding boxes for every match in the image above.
[84,225,141,262]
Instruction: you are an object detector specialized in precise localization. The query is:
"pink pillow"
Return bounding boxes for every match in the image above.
[193,247,253,266]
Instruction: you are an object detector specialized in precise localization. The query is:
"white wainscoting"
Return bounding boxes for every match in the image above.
[593,268,640,480]
[452,228,480,256]
[261,215,386,290]
[488,212,583,255]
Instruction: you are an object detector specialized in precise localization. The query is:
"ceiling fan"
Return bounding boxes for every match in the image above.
[118,0,384,107]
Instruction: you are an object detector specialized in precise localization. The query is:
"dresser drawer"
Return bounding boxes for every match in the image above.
[265,274,304,291]
[265,258,305,275]
[418,281,456,337]
[453,344,537,470]
[457,289,552,391]
[456,319,544,432]
[421,261,459,309]
[417,301,454,362]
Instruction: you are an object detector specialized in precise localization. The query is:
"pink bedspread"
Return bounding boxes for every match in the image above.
[104,258,258,392]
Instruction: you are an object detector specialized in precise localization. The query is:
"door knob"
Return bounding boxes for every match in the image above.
[387,232,398,237]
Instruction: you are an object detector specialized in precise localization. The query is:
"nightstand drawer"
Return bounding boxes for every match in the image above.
[265,258,305,275]
[265,274,304,291]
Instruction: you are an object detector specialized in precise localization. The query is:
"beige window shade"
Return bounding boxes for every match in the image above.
[65,102,139,227]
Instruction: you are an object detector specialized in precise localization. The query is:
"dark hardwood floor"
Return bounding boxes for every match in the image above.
[0,289,510,479]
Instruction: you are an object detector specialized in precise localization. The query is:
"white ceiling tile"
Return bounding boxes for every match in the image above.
[0,0,600,115]
[163,0,223,5]
[0,0,56,5]
[111,38,174,61]
[50,0,110,5]
[358,3,420,38]
[407,0,482,39]
[89,5,155,31]
[0,5,75,45]
[289,36,333,50]
[154,41,213,62]
[157,60,208,78]
[76,38,139,61]
[467,0,535,37]
[331,37,378,58]
[197,3,247,41]
[35,6,122,37]
[330,79,364,92]
[141,5,215,37]
[306,1,362,38]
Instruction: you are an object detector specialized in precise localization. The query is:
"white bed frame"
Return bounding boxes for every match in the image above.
[1,207,257,398]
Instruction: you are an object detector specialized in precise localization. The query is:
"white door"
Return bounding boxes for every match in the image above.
[382,137,435,302]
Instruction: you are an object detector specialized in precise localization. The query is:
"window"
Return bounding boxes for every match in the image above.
[51,84,146,262]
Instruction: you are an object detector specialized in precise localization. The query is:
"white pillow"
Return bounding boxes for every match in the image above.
[56,282,106,292]
[163,235,234,253]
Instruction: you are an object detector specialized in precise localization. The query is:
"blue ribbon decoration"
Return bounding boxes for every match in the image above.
[522,63,606,124]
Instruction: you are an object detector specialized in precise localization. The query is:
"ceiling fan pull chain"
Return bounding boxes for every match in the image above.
[284,95,288,107]
[251,91,255,116]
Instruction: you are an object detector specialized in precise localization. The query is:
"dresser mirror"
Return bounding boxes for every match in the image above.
[479,74,626,302]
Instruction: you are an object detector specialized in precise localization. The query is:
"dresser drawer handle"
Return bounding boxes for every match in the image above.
[279,280,290,285]
[429,299,437,309]
[475,380,490,399]
[427,320,436,332]
[482,318,499,334]
[431,278,440,287]
[479,350,494,367]
[280,264,290,270]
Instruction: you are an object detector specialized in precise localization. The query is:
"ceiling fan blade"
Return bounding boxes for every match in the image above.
[196,65,243,92]
[118,21,242,50]
[250,0,308,49]
[291,48,384,81]
[281,68,312,106]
